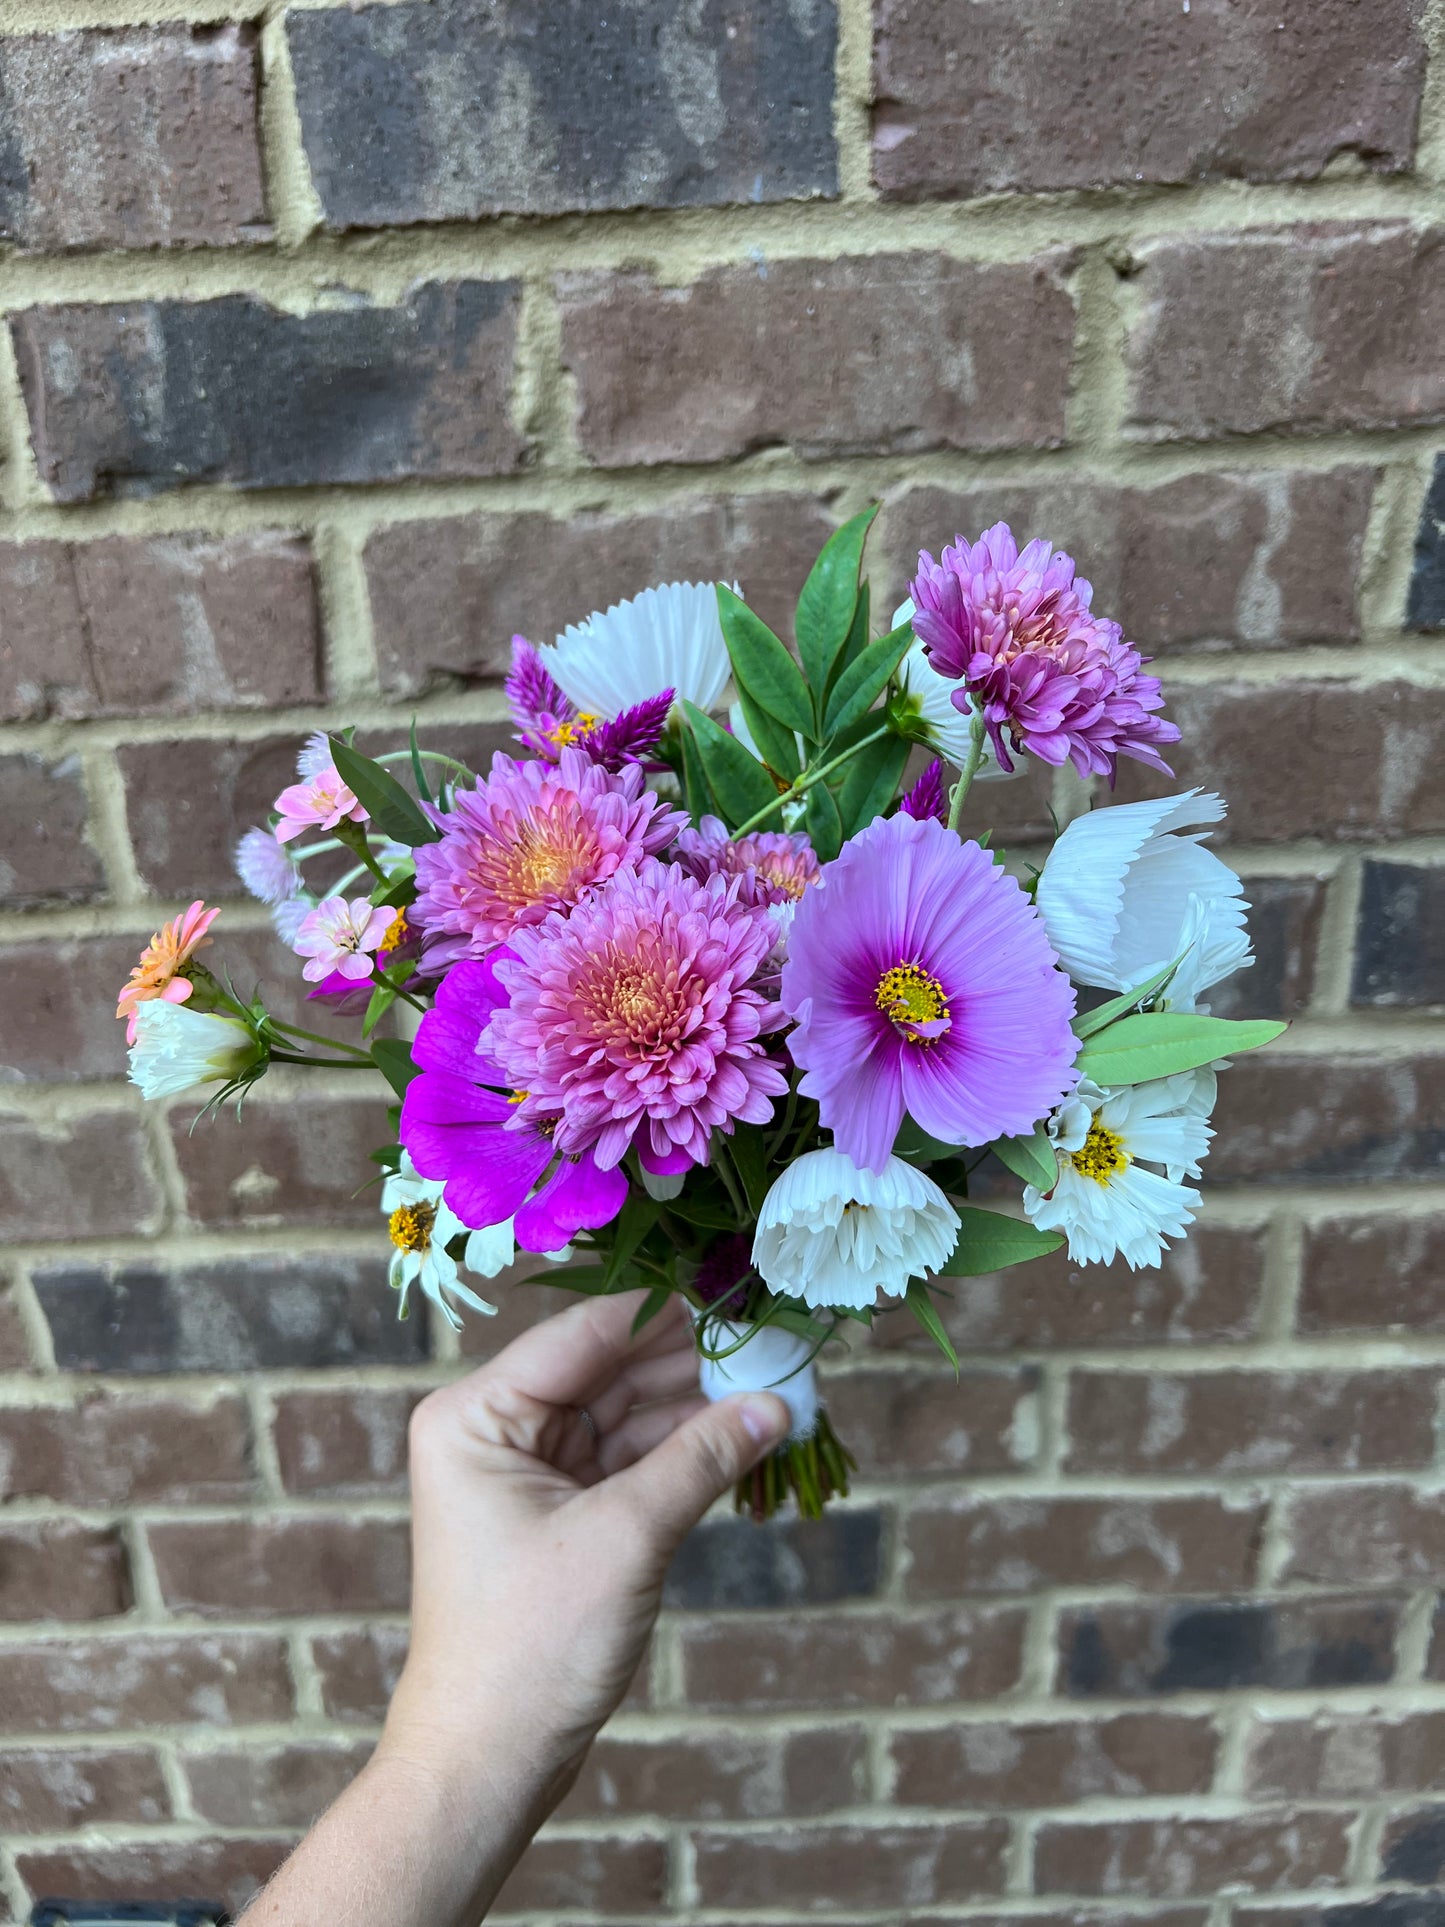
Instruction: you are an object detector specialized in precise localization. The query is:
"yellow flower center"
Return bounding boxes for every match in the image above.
[547,713,601,748]
[1071,1121,1131,1185]
[382,908,409,951]
[875,962,951,1044]
[388,1201,436,1253]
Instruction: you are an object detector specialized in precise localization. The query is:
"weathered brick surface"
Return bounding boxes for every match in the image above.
[1245,1710,1445,1798]
[1282,1484,1445,1586]
[890,1713,1217,1809]
[1298,1214,1445,1333]
[147,1515,410,1617]
[13,1840,292,1921]
[170,1092,385,1227]
[827,1364,1037,1476]
[1408,450,1445,630]
[311,1625,408,1723]
[691,1819,1011,1908]
[0,1109,163,1241]
[665,1507,884,1608]
[0,1394,253,1505]
[0,1521,130,1622]
[183,1740,374,1827]
[0,1744,171,1829]
[0,1284,32,1370]
[493,1835,668,1913]
[562,1724,868,1820]
[873,0,1424,200]
[1381,1807,1445,1886]
[1212,873,1328,1021]
[1352,860,1445,1007]
[0,753,104,907]
[1033,1811,1352,1897]
[0,1633,294,1732]
[1207,1054,1445,1184]
[272,1387,420,1496]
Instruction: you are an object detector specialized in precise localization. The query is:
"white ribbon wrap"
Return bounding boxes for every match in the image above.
[696,1319,820,1442]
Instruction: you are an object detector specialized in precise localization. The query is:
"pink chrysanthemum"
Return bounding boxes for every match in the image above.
[781,812,1079,1173]
[486,860,789,1173]
[674,814,821,910]
[273,765,368,844]
[411,748,685,959]
[910,524,1179,782]
[292,896,392,983]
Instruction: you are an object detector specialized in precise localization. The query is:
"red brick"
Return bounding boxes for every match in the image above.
[1299,1214,1445,1334]
[117,733,312,899]
[0,753,103,906]
[148,1515,409,1617]
[14,1839,292,1920]
[493,1835,667,1914]
[272,1388,420,1496]
[366,495,837,698]
[0,531,320,722]
[562,1724,867,1821]
[171,1092,385,1228]
[873,0,1423,199]
[0,1108,162,1239]
[692,1819,1009,1908]
[0,1745,170,1829]
[903,1495,1264,1597]
[1033,1811,1352,1896]
[891,1712,1217,1809]
[0,1522,130,1622]
[0,1284,31,1371]
[678,1605,1027,1710]
[184,1740,373,1827]
[0,25,265,250]
[0,1394,252,1505]
[561,253,1075,467]
[1066,1369,1436,1475]
[0,1632,293,1732]
[826,1364,1038,1476]
[1283,1484,1445,1586]
[1208,1054,1445,1185]
[312,1625,408,1722]
[1211,872,1329,1021]
[1246,1711,1445,1798]
[1126,225,1445,441]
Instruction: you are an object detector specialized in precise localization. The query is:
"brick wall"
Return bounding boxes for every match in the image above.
[1,0,1443,1921]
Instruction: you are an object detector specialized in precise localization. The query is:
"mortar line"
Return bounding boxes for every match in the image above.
[256,1,324,250]
[832,0,876,205]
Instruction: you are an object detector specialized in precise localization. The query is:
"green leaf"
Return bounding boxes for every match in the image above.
[939,1206,1065,1276]
[837,732,909,837]
[371,866,416,910]
[1072,961,1180,1040]
[991,1128,1056,1191]
[822,621,913,739]
[631,1282,675,1336]
[893,1115,965,1163]
[329,736,440,847]
[408,718,432,804]
[839,579,872,677]
[795,506,878,697]
[370,1038,419,1098]
[361,982,395,1039]
[517,1264,618,1295]
[726,1126,771,1217]
[717,586,814,740]
[661,1192,738,1232]
[681,701,780,831]
[734,686,802,782]
[679,716,717,826]
[602,1192,660,1289]
[1076,1012,1289,1087]
[905,1281,960,1374]
[805,778,844,863]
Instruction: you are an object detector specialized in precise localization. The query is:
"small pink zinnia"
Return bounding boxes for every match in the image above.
[910,523,1179,782]
[673,815,821,910]
[411,748,685,958]
[486,859,789,1173]
[116,900,220,1044]
[292,896,392,983]
[273,765,368,844]
[781,812,1078,1172]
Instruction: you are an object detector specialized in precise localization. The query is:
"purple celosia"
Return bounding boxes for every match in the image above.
[781,812,1078,1172]
[579,691,674,772]
[673,815,821,911]
[486,859,789,1174]
[897,759,947,824]
[507,637,671,772]
[909,524,1179,783]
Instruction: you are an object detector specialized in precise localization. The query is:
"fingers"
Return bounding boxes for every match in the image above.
[599,1392,791,1556]
[585,1344,702,1435]
[595,1393,707,1476]
[472,1290,689,1413]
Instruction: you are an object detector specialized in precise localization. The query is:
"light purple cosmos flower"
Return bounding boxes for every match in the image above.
[781,812,1078,1172]
[292,896,391,983]
[897,759,947,824]
[506,637,672,773]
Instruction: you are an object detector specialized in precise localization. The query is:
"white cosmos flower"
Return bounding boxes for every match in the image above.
[539,581,733,719]
[128,1002,262,1101]
[753,1147,961,1311]
[1023,1075,1214,1270]
[892,599,1012,778]
[381,1156,501,1329]
[1036,790,1251,1012]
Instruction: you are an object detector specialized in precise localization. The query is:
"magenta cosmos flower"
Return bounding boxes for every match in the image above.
[910,524,1179,782]
[486,859,789,1174]
[401,951,627,1253]
[411,747,685,960]
[781,813,1078,1172]
[673,815,821,910]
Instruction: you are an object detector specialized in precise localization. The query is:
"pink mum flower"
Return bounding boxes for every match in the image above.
[411,748,685,959]
[674,815,821,910]
[910,524,1179,782]
[486,859,789,1173]
[781,813,1078,1172]
[292,896,392,983]
[116,900,220,1044]
[273,765,368,844]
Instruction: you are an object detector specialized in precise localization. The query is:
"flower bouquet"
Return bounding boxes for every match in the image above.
[122,510,1284,1519]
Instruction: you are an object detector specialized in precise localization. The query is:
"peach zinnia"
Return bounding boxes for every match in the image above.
[116,900,220,1043]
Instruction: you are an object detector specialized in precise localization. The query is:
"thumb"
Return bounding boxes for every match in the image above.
[606,1392,791,1556]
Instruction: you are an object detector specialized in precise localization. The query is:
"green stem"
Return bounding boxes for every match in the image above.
[371,964,426,1013]
[946,711,989,836]
[710,1141,749,1225]
[333,821,389,886]
[269,1048,376,1069]
[269,1018,373,1060]
[731,725,892,839]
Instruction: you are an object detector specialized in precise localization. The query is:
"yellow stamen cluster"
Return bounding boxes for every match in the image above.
[546,712,601,748]
[382,908,409,952]
[875,961,950,1042]
[388,1201,436,1253]
[1071,1122,1131,1185]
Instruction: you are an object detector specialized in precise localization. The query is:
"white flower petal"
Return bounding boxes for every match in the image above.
[753,1146,960,1310]
[128,1003,259,1101]
[541,581,733,719]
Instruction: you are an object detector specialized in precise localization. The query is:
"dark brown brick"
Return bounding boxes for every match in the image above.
[1283,1484,1445,1586]
[312,1625,408,1723]
[1211,872,1329,1021]
[184,1740,374,1827]
[561,253,1075,467]
[904,1494,1263,1597]
[273,1387,420,1496]
[34,1254,424,1373]
[1065,1369,1436,1475]
[0,1394,252,1505]
[0,1745,170,1829]
[1299,1214,1445,1334]
[827,1365,1038,1476]
[1409,449,1445,630]
[1060,1595,1401,1698]
[149,1515,409,1617]
[1430,1600,1445,1681]
[493,1836,667,1914]
[0,24,265,250]
[1382,1806,1445,1886]
[289,0,836,226]
[0,753,103,907]
[1246,1711,1445,1798]
[12,283,524,504]
[1208,1053,1445,1185]
[0,1109,163,1240]
[873,0,1423,199]
[14,1839,292,1921]
[562,1724,867,1821]
[891,1712,1217,1809]
[665,1507,884,1609]
[0,1521,130,1622]
[118,733,320,899]
[693,1820,1009,1908]
[1352,861,1445,1008]
[679,1605,1027,1710]
[171,1093,384,1228]
[1034,1810,1351,1897]
[366,495,837,698]
[0,532,321,723]
[1235,1900,1445,1927]
[0,1632,293,1733]
[1126,225,1445,441]
[0,1283,31,1370]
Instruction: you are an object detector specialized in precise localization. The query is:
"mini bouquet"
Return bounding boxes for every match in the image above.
[122,511,1284,1519]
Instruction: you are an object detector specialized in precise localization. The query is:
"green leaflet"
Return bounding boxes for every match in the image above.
[717,586,815,741]
[370,1039,419,1099]
[794,507,878,698]
[805,779,844,863]
[822,622,913,739]
[990,1128,1056,1191]
[1071,961,1180,1040]
[734,684,802,782]
[939,1206,1065,1276]
[679,716,717,826]
[1076,1012,1288,1087]
[837,733,909,837]
[681,701,780,830]
[602,1193,661,1289]
[905,1281,959,1374]
[893,1115,965,1163]
[329,736,440,847]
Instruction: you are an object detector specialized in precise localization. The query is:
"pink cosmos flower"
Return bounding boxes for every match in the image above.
[411,748,685,960]
[273,765,368,844]
[506,638,671,773]
[898,759,947,824]
[909,524,1179,783]
[116,900,221,1044]
[292,896,392,983]
[486,859,789,1173]
[781,812,1079,1172]
[673,815,821,910]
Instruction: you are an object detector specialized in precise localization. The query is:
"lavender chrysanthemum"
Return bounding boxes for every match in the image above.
[781,812,1079,1173]
[897,760,947,824]
[674,814,821,910]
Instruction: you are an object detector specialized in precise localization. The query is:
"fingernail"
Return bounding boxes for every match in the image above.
[740,1395,789,1446]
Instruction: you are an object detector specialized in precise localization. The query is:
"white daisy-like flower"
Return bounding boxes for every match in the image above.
[891,600,1012,778]
[1035,790,1251,1012]
[127,1001,262,1101]
[753,1146,961,1311]
[381,1156,501,1329]
[1022,1075,1214,1270]
[539,581,733,720]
